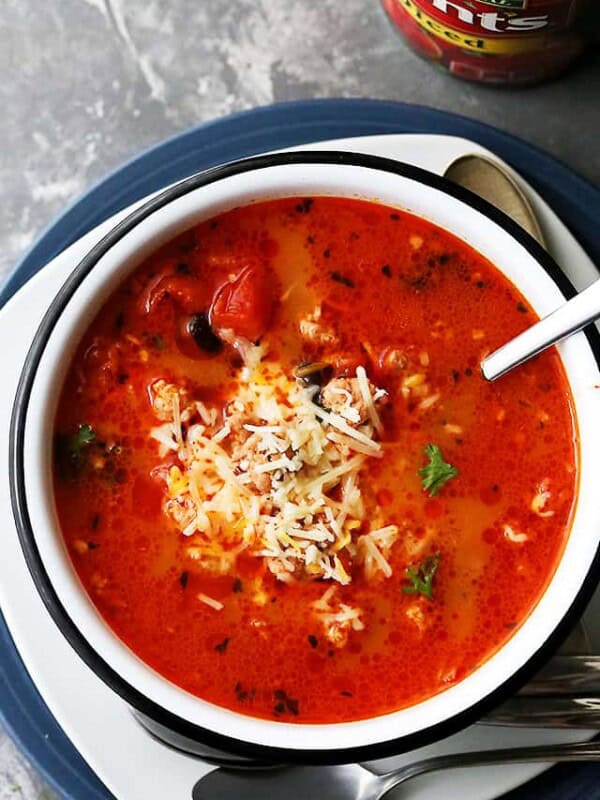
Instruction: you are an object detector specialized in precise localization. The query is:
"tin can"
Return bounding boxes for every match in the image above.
[381,0,590,85]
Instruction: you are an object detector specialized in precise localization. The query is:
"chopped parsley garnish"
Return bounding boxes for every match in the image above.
[215,637,230,653]
[55,424,96,480]
[150,333,166,350]
[75,424,95,448]
[402,552,441,601]
[419,444,458,496]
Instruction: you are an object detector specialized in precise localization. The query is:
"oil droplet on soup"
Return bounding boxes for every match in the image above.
[53,197,576,723]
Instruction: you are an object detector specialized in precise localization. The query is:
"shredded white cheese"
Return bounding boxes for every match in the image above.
[150,358,393,589]
[312,586,364,647]
[503,524,528,543]
[356,365,384,434]
[197,592,224,611]
[356,525,399,580]
[531,479,554,518]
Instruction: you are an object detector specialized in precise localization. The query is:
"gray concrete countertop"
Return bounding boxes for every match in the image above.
[1,1,599,797]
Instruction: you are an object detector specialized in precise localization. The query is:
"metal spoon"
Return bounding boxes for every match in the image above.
[482,655,600,728]
[516,655,600,697]
[444,154,544,245]
[480,281,600,380]
[192,739,600,800]
[482,696,600,729]
[444,154,599,382]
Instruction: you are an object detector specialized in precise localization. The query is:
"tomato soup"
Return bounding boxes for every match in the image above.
[53,197,577,724]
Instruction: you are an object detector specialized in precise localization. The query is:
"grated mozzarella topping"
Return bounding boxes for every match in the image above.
[197,592,224,611]
[356,365,383,434]
[531,479,554,518]
[312,586,364,647]
[503,524,528,543]
[148,359,395,589]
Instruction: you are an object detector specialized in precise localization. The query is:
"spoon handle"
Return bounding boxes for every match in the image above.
[481,277,600,381]
[482,695,600,728]
[379,739,600,798]
[520,655,600,696]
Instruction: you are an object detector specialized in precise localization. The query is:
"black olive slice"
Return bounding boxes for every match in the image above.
[188,313,223,353]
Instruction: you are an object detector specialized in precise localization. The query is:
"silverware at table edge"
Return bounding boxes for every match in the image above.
[481,656,600,728]
[483,695,600,728]
[192,740,600,800]
[517,655,600,696]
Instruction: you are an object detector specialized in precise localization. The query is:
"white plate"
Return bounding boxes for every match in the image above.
[0,133,598,800]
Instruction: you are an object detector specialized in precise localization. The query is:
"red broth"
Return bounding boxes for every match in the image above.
[53,197,577,724]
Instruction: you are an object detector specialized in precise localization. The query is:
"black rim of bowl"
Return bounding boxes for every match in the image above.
[9,150,600,765]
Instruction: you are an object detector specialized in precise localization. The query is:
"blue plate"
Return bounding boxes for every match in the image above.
[1,99,599,800]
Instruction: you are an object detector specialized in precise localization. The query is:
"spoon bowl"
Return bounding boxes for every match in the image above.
[444,154,544,245]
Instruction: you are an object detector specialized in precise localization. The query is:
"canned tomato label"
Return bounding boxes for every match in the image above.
[382,0,588,84]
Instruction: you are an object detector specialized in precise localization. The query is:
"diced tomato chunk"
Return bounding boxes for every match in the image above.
[209,263,275,342]
[143,273,210,316]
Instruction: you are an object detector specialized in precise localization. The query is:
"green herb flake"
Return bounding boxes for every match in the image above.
[402,552,441,601]
[419,444,458,497]
[76,424,95,448]
[55,424,96,480]
[150,333,166,350]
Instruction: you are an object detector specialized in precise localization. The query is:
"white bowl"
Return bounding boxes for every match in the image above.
[10,151,600,764]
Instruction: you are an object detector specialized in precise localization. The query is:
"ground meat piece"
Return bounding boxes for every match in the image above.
[378,347,408,374]
[320,377,387,426]
[299,306,338,346]
[225,409,252,452]
[150,379,189,421]
[226,413,275,494]
[164,495,196,531]
[246,456,272,494]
